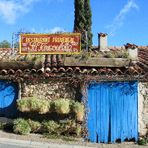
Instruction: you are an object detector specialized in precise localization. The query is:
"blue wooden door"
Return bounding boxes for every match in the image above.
[87,81,138,143]
[0,80,18,117]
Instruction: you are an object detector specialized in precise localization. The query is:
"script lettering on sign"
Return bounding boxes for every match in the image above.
[20,33,81,54]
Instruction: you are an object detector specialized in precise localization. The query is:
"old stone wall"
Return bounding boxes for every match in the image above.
[21,80,148,136]
[21,79,81,100]
[138,82,148,136]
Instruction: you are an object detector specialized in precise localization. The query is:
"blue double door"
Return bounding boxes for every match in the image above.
[0,80,18,117]
[87,81,138,143]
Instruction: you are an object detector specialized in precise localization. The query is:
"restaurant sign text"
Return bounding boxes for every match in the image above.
[20,33,81,54]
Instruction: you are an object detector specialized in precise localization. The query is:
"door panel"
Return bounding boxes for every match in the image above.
[96,84,110,143]
[0,80,18,117]
[87,81,138,143]
[87,87,97,142]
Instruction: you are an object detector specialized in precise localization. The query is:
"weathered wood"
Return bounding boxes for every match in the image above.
[64,57,130,67]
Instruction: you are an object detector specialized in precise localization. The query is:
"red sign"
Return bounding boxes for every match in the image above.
[19,33,81,54]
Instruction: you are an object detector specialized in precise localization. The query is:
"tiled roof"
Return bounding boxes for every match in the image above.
[0,48,44,69]
[0,66,143,75]
[0,67,147,82]
[44,46,148,71]
[0,46,147,81]
[138,46,148,69]
[0,48,25,61]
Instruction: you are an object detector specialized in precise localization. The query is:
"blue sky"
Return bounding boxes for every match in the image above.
[0,0,147,46]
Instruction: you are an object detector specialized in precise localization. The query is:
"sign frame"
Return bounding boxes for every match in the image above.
[19,33,81,55]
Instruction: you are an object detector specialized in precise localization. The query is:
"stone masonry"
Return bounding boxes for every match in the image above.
[21,80,148,136]
[21,79,80,100]
[138,82,148,136]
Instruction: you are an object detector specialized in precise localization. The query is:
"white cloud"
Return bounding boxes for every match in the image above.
[30,27,66,34]
[0,0,40,24]
[0,0,66,24]
[49,27,66,33]
[106,0,139,36]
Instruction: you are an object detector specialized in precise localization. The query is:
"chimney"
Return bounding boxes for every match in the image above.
[125,43,138,61]
[98,33,108,51]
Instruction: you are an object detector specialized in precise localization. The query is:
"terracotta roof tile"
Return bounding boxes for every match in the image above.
[0,48,25,61]
[138,47,148,71]
[0,66,145,75]
[90,68,98,74]
[115,69,123,75]
[0,66,147,81]
[0,47,147,80]
[45,67,51,73]
[66,67,73,73]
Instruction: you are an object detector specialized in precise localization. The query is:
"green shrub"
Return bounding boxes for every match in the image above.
[0,122,5,130]
[13,118,31,135]
[116,50,129,58]
[105,52,115,58]
[73,102,84,122]
[42,120,59,134]
[29,98,39,111]
[54,99,70,114]
[12,117,82,138]
[138,133,148,145]
[24,55,36,62]
[59,120,82,136]
[17,98,31,112]
[17,98,51,114]
[104,50,129,58]
[37,99,51,114]
[33,55,45,66]
[138,137,148,145]
[28,119,41,133]
[59,120,76,135]
[30,99,50,114]
[75,124,82,136]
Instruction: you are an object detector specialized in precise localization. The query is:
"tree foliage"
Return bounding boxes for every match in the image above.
[74,0,92,50]
[0,40,11,48]
[14,42,19,48]
[74,0,86,32]
[84,0,92,48]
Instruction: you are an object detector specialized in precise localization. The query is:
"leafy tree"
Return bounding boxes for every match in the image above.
[74,0,86,49]
[74,0,92,50]
[0,40,11,48]
[14,42,19,48]
[84,0,92,48]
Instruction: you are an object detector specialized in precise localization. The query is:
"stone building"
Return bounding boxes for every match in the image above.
[0,34,147,143]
